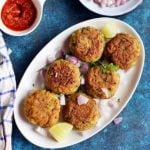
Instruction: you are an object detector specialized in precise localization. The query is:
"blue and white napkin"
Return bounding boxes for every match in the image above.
[0,32,16,150]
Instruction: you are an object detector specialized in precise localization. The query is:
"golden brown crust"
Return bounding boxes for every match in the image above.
[105,33,140,69]
[45,59,80,94]
[69,26,105,62]
[63,93,99,130]
[85,66,120,99]
[23,90,60,128]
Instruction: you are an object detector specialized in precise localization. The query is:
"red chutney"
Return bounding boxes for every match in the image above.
[1,0,37,31]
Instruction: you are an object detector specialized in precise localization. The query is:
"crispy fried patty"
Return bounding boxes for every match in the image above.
[85,66,120,99]
[63,93,99,130]
[105,33,140,69]
[23,90,60,128]
[45,59,80,94]
[69,26,105,62]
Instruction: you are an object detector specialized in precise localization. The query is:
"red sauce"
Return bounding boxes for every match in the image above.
[1,0,37,31]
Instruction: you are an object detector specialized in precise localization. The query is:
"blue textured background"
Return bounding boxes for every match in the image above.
[2,0,150,149]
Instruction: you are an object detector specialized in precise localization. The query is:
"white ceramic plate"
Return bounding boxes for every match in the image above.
[79,0,143,16]
[14,18,145,149]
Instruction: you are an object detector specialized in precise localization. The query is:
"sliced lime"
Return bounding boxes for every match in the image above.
[49,122,73,142]
[101,22,118,38]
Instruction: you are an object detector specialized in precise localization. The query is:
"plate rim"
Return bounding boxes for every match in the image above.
[14,17,145,149]
[79,0,143,16]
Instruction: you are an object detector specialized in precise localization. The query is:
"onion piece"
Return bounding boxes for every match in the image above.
[80,76,85,85]
[77,95,89,105]
[55,49,65,59]
[93,0,129,7]
[47,56,55,64]
[113,117,123,125]
[80,63,89,74]
[76,60,81,67]
[39,69,46,81]
[66,55,81,67]
[66,55,78,64]
[116,0,122,6]
[101,88,109,98]
[34,126,48,136]
[60,94,66,105]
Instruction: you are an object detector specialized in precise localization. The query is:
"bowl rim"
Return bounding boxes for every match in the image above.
[79,0,143,16]
[0,0,43,36]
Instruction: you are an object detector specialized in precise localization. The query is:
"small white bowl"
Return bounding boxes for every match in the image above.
[0,0,46,36]
[79,0,143,16]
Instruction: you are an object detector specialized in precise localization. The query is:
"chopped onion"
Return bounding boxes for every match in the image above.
[55,49,65,59]
[77,95,89,105]
[76,60,81,67]
[39,69,46,81]
[66,55,81,67]
[107,0,115,7]
[101,88,109,98]
[121,0,127,5]
[80,76,85,85]
[47,56,55,64]
[80,63,89,74]
[34,127,48,136]
[116,0,122,6]
[113,117,123,125]
[60,94,66,105]
[93,0,129,7]
[66,55,78,64]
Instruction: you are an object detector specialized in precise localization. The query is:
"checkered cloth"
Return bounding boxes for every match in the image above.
[0,32,16,150]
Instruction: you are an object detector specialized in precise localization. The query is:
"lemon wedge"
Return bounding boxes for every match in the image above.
[101,22,118,38]
[49,122,73,142]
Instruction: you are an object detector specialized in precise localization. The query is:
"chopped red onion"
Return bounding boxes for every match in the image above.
[66,55,81,67]
[80,63,89,74]
[116,0,122,6]
[60,94,66,105]
[47,56,55,64]
[93,0,129,7]
[80,76,85,85]
[113,117,123,125]
[66,55,78,64]
[34,127,48,136]
[76,60,81,67]
[101,88,109,98]
[39,69,46,81]
[55,49,65,59]
[121,0,127,5]
[77,95,89,105]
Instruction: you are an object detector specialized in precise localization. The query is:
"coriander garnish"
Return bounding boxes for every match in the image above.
[100,63,119,73]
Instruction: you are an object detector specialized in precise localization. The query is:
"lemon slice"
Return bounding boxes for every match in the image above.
[101,22,118,38]
[49,122,73,142]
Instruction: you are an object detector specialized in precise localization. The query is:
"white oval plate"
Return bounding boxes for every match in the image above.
[79,0,143,16]
[14,18,145,149]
